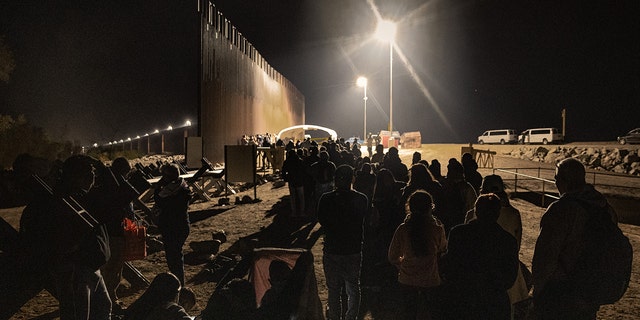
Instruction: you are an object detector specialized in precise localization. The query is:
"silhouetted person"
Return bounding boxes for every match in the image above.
[311,151,336,206]
[371,144,384,164]
[100,156,136,310]
[353,162,376,210]
[125,272,191,320]
[411,151,422,165]
[428,159,444,183]
[382,147,408,182]
[401,163,444,214]
[257,260,293,319]
[351,139,362,158]
[368,168,406,287]
[318,165,368,320]
[20,155,112,320]
[465,175,529,317]
[302,146,320,216]
[532,158,619,319]
[282,149,306,218]
[461,152,483,194]
[438,159,477,234]
[439,194,519,320]
[388,190,447,320]
[154,164,191,286]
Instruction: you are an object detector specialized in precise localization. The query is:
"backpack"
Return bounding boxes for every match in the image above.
[570,200,633,305]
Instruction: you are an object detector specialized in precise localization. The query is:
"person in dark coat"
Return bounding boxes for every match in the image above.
[428,159,445,183]
[439,194,519,320]
[353,162,376,209]
[461,152,483,195]
[382,147,408,182]
[282,149,306,218]
[154,164,191,286]
[318,165,368,320]
[438,159,477,234]
[532,158,619,319]
[311,151,336,205]
[302,146,321,216]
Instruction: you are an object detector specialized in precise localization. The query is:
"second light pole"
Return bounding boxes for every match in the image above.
[356,76,368,141]
[375,19,397,133]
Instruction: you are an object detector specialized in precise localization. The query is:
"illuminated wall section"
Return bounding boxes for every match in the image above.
[198,2,304,163]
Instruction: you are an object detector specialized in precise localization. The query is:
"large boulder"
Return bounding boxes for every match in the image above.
[623,152,640,164]
[612,164,627,174]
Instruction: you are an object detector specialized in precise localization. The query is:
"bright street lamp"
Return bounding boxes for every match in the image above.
[356,76,368,141]
[375,19,397,132]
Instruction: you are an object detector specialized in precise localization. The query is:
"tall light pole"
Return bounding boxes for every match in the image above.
[356,76,368,141]
[375,19,397,133]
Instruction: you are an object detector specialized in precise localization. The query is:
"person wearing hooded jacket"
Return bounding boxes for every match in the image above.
[532,158,618,319]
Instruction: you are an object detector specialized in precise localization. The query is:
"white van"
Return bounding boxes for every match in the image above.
[477,129,518,144]
[519,128,564,144]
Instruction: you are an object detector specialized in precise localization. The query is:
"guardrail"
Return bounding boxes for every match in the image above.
[461,144,496,168]
[492,168,559,206]
[492,167,640,206]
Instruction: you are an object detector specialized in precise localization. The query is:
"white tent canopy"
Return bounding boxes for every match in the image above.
[276,125,338,143]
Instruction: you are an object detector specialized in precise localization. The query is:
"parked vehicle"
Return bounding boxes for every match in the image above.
[519,128,564,145]
[477,129,518,145]
[617,128,640,145]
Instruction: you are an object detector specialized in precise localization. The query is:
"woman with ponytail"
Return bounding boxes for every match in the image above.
[388,190,447,319]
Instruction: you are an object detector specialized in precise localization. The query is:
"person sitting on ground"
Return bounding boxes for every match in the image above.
[125,272,191,320]
[200,278,257,320]
[257,259,294,319]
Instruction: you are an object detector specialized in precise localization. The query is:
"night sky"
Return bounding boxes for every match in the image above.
[1,0,639,145]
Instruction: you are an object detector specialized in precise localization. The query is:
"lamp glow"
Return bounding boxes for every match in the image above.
[356,76,368,141]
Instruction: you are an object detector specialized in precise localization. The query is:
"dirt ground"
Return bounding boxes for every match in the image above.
[1,144,639,319]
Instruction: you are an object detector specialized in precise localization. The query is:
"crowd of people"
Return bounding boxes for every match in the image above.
[16,154,197,320]
[13,136,624,319]
[281,139,621,320]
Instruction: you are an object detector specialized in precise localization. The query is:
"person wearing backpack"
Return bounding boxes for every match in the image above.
[532,158,631,319]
